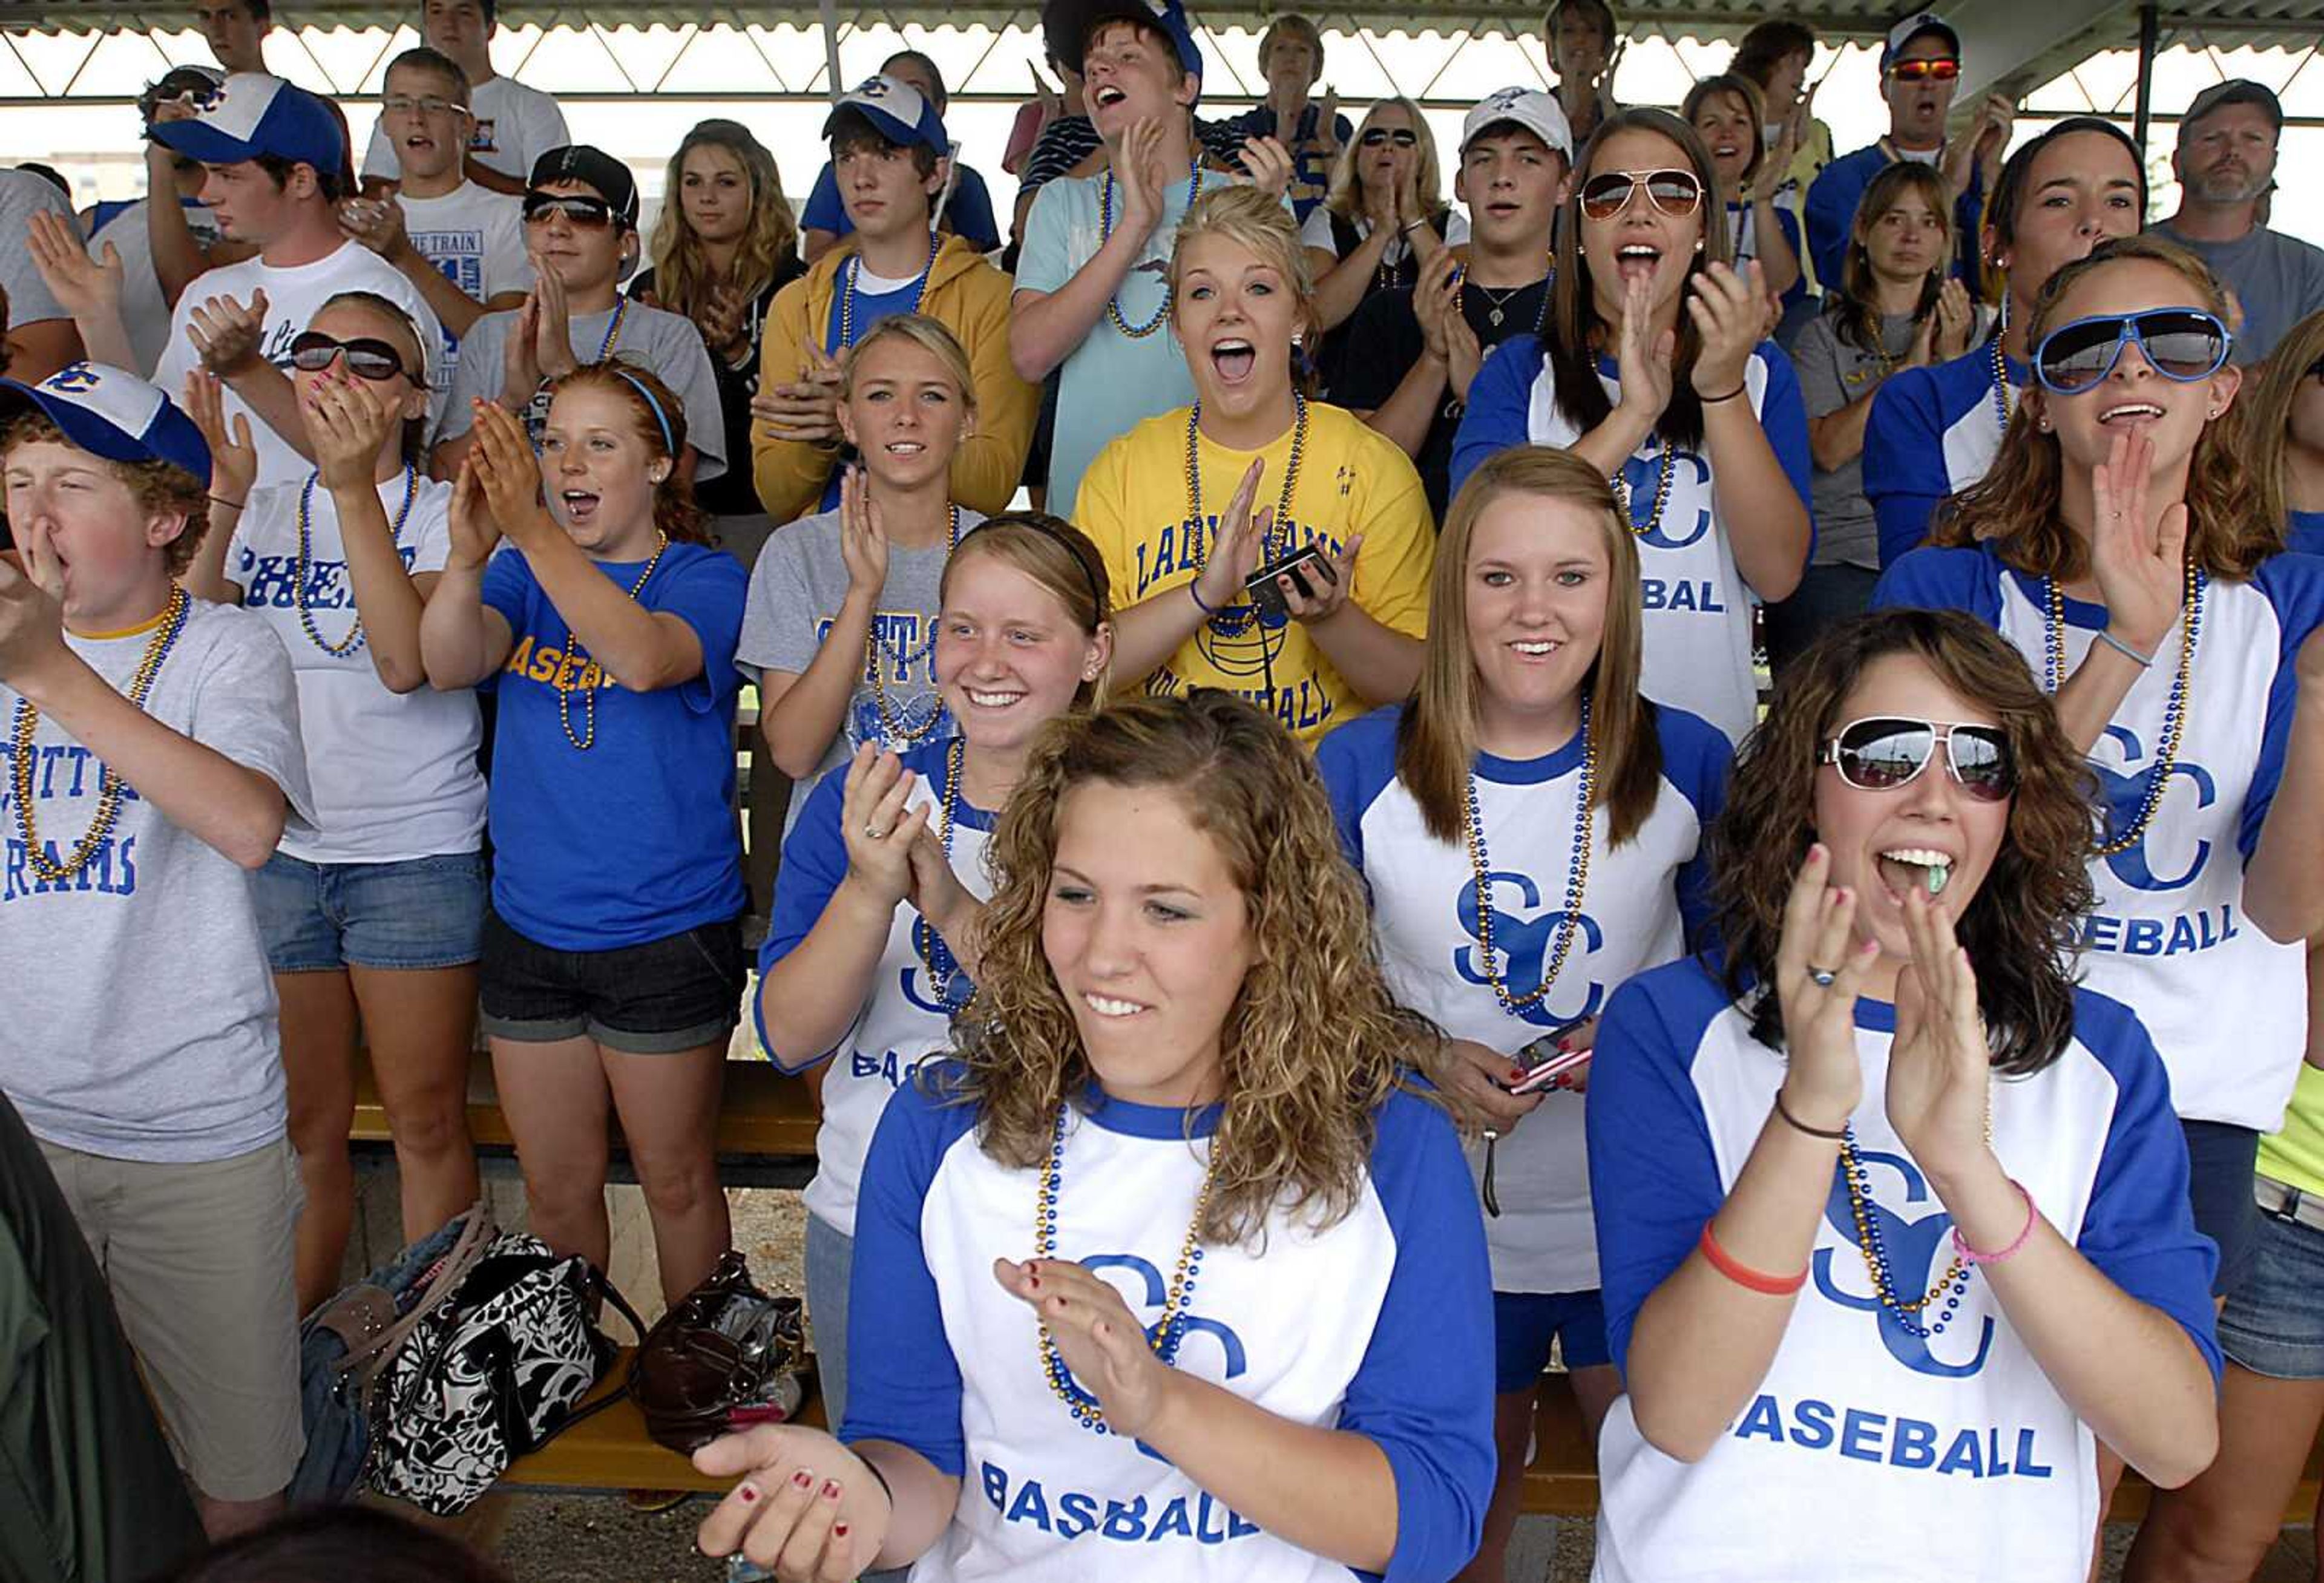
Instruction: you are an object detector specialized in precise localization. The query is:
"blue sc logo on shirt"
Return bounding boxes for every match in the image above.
[1811,1146,1996,1379]
[1454,870,1606,1027]
[2094,724,2215,893]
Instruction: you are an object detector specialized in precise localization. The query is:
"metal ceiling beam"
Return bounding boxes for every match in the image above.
[1943,0,2140,110]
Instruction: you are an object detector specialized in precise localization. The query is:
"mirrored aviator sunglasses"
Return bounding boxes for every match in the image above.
[2032,309,2233,395]
[1820,716,2018,802]
[1578,168,1704,221]
[522,192,616,229]
[287,331,408,382]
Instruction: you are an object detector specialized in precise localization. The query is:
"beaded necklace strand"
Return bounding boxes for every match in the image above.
[1182,392,1309,638]
[1101,165,1204,338]
[594,296,628,362]
[294,463,418,657]
[1986,297,2014,431]
[1036,1101,1219,1435]
[2040,559,2204,857]
[1464,692,1596,1014]
[864,502,962,746]
[11,586,191,884]
[836,230,942,352]
[911,736,971,1009]
[1615,447,1677,540]
[1837,1096,1992,1340]
[558,532,670,751]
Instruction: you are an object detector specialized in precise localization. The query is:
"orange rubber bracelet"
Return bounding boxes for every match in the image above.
[1698,1221,1807,1296]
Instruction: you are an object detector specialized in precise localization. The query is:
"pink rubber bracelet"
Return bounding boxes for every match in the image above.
[1951,1179,2037,1265]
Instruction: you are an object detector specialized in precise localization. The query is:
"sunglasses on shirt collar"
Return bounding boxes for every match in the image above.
[1889,57,1962,82]
[1578,167,1705,221]
[288,331,410,382]
[523,192,619,229]
[1360,127,1420,148]
[2030,309,2234,395]
[1820,716,2018,802]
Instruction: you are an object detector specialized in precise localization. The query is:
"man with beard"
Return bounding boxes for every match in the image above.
[2153,80,2324,364]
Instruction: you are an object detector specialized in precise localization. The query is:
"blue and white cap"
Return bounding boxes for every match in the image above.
[823,74,950,154]
[0,363,212,483]
[149,71,345,174]
[1044,0,1204,85]
[1880,11,1961,70]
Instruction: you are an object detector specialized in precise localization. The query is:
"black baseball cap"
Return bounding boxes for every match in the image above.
[528,144,639,228]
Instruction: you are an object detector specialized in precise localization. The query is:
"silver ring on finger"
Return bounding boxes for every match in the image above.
[864,822,889,841]
[1807,965,1839,988]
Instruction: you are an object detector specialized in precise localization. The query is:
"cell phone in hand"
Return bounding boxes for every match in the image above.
[1508,1020,1592,1096]
[1245,543,1336,618]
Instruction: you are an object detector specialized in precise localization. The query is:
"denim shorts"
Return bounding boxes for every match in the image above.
[2218,1185,2324,1380]
[478,908,746,1054]
[1493,1288,1611,1393]
[250,851,486,973]
[2184,1119,2263,1299]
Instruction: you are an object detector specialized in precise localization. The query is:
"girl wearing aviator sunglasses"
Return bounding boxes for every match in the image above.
[1453,108,1812,749]
[1879,236,2324,1345]
[1589,607,2222,1583]
[179,290,488,1317]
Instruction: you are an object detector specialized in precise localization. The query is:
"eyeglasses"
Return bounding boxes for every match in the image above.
[1889,57,1962,82]
[1359,127,1419,148]
[287,332,410,382]
[1578,168,1704,221]
[523,193,617,229]
[1820,716,2017,802]
[2030,309,2233,395]
[380,94,470,120]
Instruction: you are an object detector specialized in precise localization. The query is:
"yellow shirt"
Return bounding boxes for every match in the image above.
[1077,401,1433,742]
[2259,1062,2324,1197]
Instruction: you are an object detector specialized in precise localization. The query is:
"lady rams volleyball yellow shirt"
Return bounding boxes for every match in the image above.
[1076,402,1433,744]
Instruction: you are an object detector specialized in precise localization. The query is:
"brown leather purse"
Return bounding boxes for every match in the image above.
[629,1250,812,1454]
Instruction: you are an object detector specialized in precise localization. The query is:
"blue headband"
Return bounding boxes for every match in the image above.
[610,368,675,454]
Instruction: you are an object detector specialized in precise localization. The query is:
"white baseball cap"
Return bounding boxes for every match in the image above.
[1462,87,1575,161]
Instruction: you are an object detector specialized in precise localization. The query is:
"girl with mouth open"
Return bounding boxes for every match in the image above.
[1879,236,2324,1331]
[755,511,1112,1436]
[694,689,1495,1583]
[1588,608,2222,1583]
[1682,73,1804,320]
[1453,108,1813,749]
[1315,446,1733,1583]
[1075,184,1434,744]
[418,364,751,1307]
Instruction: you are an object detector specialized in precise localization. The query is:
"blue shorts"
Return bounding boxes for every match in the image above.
[2219,1187,2324,1380]
[2184,1119,2262,1299]
[1493,1288,1610,1393]
[251,851,486,973]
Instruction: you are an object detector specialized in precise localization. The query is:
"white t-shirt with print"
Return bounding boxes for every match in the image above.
[361,74,571,186]
[88,196,224,378]
[153,241,448,491]
[0,600,315,1163]
[393,180,534,396]
[226,469,486,865]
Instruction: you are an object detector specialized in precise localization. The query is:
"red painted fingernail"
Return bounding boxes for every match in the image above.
[833,1522,851,1539]
[1026,1273,1040,1289]
[792,1468,815,1489]
[1508,1067,1528,1083]
[822,1478,842,1500]
[738,1483,759,1504]
[1556,1039,1573,1054]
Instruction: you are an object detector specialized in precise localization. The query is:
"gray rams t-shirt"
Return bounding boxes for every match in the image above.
[2151,221,2324,365]
[735,505,984,833]
[440,300,729,482]
[0,600,315,1163]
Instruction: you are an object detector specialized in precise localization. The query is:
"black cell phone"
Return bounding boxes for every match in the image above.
[1244,543,1336,617]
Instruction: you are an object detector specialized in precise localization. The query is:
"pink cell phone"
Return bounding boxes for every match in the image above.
[1508,1044,1592,1095]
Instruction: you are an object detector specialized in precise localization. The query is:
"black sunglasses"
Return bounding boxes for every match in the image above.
[1578,167,1704,221]
[1359,127,1419,148]
[287,331,409,382]
[523,192,617,229]
[1820,716,2018,803]
[2031,309,2233,395]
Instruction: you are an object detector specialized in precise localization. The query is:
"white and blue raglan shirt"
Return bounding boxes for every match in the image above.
[757,739,994,1237]
[843,1069,1497,1582]
[1587,959,2221,1583]
[1876,542,2324,1131]
[1316,702,1730,1294]
[1448,339,1813,746]
[1861,339,2024,568]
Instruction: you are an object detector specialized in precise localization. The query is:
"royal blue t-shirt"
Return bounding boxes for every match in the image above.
[1861,338,2025,567]
[801,160,1002,257]
[481,539,748,948]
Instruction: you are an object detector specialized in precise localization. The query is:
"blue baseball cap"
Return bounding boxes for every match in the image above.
[0,362,212,483]
[149,71,345,175]
[823,74,950,154]
[1044,0,1204,85]
[1880,11,1961,71]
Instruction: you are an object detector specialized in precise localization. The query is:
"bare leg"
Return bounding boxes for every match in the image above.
[1452,1363,1620,1583]
[276,969,359,1313]
[491,1036,614,1272]
[2124,1365,2324,1583]
[351,963,481,1242]
[601,1040,732,1303]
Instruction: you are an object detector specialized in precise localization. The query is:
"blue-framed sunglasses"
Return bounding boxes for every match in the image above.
[2031,309,2234,395]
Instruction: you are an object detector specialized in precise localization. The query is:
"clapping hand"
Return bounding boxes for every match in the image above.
[27,208,125,323]
[1187,459,1268,615]
[466,398,556,551]
[303,367,400,494]
[530,259,579,381]
[337,194,412,263]
[1612,271,1676,424]
[2086,427,2188,655]
[1884,883,1994,1183]
[188,287,270,378]
[444,453,503,572]
[992,1257,1175,1441]
[839,742,930,907]
[1686,260,1764,398]
[838,465,890,598]
[1239,135,1296,200]
[1771,844,1877,1132]
[182,369,258,506]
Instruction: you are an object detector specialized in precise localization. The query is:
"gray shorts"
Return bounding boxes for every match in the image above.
[37,1135,305,1501]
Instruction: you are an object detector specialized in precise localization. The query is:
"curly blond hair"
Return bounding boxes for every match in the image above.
[933,690,1435,1247]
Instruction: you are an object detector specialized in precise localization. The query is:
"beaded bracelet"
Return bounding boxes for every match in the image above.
[1698,1221,1807,1295]
[2095,628,2156,669]
[1950,1179,2037,1266]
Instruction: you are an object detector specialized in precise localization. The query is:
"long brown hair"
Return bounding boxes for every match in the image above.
[646,120,798,321]
[934,690,1433,1247]
[543,359,709,544]
[1933,235,2271,579]
[2245,307,2324,540]
[1711,609,2095,1075]
[1831,162,1950,356]
[1548,108,1728,451]
[1395,446,1663,845]
[1681,74,1767,187]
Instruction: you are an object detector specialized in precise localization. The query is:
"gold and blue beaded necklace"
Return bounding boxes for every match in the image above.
[836,229,942,352]
[2040,557,2203,857]
[1464,690,1596,1015]
[293,462,418,657]
[558,532,669,751]
[910,736,971,1009]
[1100,165,1205,338]
[1837,1097,1992,1339]
[864,502,961,745]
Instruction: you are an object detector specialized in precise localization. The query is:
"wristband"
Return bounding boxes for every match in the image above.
[1699,384,1748,404]
[1400,218,1429,235]
[2095,628,2156,669]
[1951,1179,2038,1265]
[1698,1221,1807,1296]
[1773,1088,1847,1141]
[1187,579,1219,616]
[208,494,245,511]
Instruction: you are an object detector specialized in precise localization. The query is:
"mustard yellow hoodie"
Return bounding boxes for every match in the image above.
[750,234,1036,523]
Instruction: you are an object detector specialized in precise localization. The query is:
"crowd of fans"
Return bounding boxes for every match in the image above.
[6,0,2324,1579]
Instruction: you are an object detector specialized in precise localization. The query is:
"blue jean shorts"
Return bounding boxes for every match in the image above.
[2218,1182,2324,1380]
[1493,1288,1610,1393]
[251,851,487,973]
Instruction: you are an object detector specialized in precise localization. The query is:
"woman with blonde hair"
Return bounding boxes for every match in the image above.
[634,118,806,562]
[2247,306,2324,554]
[1877,235,2324,1321]
[695,688,1495,1582]
[1316,445,1731,1582]
[1075,183,1435,744]
[1302,99,1455,359]
[1682,73,1803,312]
